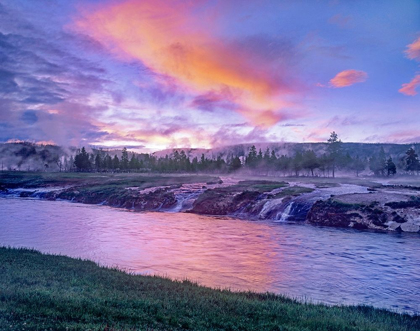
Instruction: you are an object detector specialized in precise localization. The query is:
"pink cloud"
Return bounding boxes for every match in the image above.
[405,36,420,61]
[330,69,367,88]
[73,0,302,128]
[399,74,420,96]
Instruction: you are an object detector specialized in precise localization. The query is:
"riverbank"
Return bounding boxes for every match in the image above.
[1,172,420,233]
[1,247,419,331]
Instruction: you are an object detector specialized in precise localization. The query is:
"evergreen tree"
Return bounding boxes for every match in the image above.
[270,150,277,162]
[405,147,420,174]
[94,153,102,171]
[263,148,270,161]
[327,131,342,178]
[104,154,113,170]
[191,156,198,172]
[112,155,120,170]
[352,155,365,177]
[121,147,129,170]
[229,156,242,172]
[74,147,91,171]
[302,150,319,176]
[258,148,263,161]
[292,151,303,176]
[129,154,139,170]
[246,145,258,168]
[369,147,387,176]
[386,157,397,176]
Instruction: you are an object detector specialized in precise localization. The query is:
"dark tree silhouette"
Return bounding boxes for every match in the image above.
[74,147,91,171]
[327,131,342,178]
[386,157,397,176]
[405,147,420,174]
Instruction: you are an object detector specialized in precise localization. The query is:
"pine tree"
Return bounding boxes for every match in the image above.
[121,147,129,170]
[74,147,91,171]
[386,157,397,176]
[327,131,342,178]
[229,156,242,172]
[112,155,120,170]
[292,151,303,177]
[246,145,258,168]
[94,153,102,171]
[405,148,420,174]
[302,150,319,176]
[352,155,365,177]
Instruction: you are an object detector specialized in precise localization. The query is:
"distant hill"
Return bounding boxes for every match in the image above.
[1,141,419,171]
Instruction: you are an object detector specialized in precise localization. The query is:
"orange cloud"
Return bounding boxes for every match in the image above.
[405,36,420,61]
[73,0,295,127]
[330,69,367,88]
[399,74,420,96]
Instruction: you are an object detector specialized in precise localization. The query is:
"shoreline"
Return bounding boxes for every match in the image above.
[1,246,419,330]
[1,171,420,233]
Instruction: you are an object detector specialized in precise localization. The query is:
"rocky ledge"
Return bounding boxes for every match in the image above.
[307,192,420,233]
[42,186,178,211]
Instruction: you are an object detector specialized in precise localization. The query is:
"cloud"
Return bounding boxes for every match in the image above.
[364,129,420,144]
[400,37,420,96]
[329,69,367,88]
[189,89,238,112]
[326,115,363,127]
[73,0,303,127]
[405,36,420,61]
[399,74,420,96]
[0,3,115,146]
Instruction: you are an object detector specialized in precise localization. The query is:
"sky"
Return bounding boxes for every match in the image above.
[0,0,419,151]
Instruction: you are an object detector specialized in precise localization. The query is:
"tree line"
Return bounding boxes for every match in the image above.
[70,132,420,177]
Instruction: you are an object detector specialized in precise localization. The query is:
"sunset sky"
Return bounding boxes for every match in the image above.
[0,0,419,151]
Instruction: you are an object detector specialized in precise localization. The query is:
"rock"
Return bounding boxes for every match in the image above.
[19,191,35,197]
[392,214,407,223]
[400,223,420,233]
[387,222,402,231]
[306,200,360,228]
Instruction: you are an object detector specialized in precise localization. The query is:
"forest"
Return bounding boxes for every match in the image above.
[70,132,420,177]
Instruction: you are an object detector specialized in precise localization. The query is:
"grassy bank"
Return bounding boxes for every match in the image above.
[0,171,221,189]
[0,248,418,331]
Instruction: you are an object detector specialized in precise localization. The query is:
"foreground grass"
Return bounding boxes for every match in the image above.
[1,248,419,331]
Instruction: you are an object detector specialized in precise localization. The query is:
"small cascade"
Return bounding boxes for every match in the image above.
[258,198,284,219]
[1,187,68,199]
[166,183,207,212]
[277,202,294,222]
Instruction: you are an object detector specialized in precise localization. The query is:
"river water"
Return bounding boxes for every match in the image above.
[1,197,419,315]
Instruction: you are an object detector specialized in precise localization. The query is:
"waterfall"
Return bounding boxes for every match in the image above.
[258,198,284,219]
[166,183,206,212]
[277,202,294,222]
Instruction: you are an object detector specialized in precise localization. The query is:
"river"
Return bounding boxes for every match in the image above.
[1,197,419,315]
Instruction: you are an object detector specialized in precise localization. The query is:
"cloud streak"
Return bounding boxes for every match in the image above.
[405,36,420,61]
[399,74,420,96]
[329,70,368,88]
[400,36,420,96]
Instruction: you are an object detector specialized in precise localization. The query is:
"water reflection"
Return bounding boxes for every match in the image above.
[1,197,419,315]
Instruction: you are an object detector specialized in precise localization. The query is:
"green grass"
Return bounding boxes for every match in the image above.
[232,180,289,193]
[273,186,315,198]
[0,172,220,189]
[1,247,418,331]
